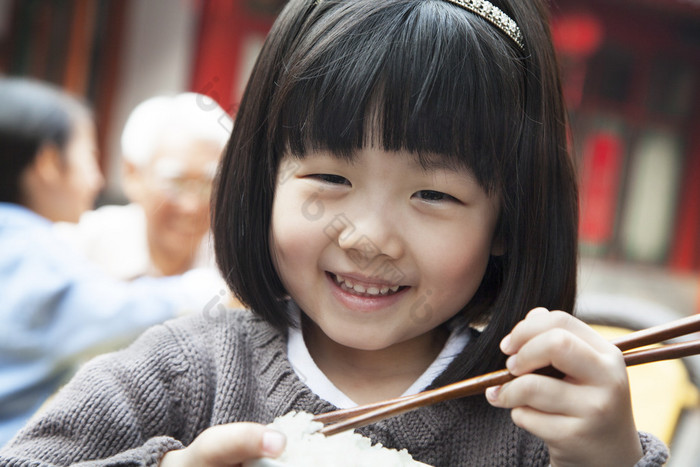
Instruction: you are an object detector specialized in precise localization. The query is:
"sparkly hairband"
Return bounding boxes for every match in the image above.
[313,0,525,52]
[443,0,525,50]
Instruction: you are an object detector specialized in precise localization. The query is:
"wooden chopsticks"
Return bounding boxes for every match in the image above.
[313,313,700,436]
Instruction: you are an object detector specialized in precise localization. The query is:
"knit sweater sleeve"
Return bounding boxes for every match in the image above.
[636,432,669,466]
[0,319,211,466]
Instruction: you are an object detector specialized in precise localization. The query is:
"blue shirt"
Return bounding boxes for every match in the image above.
[0,203,223,446]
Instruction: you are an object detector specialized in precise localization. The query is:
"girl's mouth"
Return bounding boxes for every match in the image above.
[328,272,407,298]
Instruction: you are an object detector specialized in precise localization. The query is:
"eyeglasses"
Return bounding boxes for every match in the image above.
[151,175,214,203]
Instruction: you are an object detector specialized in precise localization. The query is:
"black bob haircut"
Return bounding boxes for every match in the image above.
[213,0,578,379]
[0,77,90,205]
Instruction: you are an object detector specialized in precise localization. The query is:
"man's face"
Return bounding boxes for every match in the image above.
[129,135,222,262]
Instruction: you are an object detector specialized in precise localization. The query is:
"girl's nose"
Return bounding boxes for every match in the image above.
[330,209,404,263]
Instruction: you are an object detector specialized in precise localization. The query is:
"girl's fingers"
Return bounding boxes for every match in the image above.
[505,328,626,385]
[498,391,643,467]
[508,406,579,444]
[501,309,611,357]
[165,423,286,466]
[491,309,644,467]
[486,374,593,417]
[499,308,627,385]
[204,423,286,462]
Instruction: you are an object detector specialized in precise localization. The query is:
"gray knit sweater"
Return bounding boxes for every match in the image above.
[0,309,668,466]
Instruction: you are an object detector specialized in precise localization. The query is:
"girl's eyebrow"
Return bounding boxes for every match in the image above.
[410,154,485,188]
[410,153,466,174]
[314,149,468,175]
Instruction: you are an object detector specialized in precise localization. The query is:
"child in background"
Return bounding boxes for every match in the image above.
[0,1,667,465]
[0,79,225,447]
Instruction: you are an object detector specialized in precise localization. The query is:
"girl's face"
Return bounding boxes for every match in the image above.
[270,148,501,352]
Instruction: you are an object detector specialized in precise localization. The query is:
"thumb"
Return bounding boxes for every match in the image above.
[191,422,287,465]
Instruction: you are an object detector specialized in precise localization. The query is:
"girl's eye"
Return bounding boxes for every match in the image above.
[413,190,458,203]
[312,174,350,185]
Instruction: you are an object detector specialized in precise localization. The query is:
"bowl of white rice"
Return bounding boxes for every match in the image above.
[243,411,431,467]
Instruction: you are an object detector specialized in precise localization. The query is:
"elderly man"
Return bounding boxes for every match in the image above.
[57,93,232,279]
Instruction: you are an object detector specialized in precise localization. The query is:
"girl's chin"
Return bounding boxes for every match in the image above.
[304,317,386,351]
[316,320,412,352]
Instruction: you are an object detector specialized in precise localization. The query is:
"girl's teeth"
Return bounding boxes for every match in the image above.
[334,274,401,297]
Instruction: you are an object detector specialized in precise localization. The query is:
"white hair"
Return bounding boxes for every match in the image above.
[120,92,232,166]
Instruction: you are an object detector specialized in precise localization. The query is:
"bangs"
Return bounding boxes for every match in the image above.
[269,0,526,192]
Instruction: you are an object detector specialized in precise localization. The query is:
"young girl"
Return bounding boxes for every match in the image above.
[1,1,667,465]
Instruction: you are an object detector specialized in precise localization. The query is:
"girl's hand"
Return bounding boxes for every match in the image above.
[159,422,286,467]
[485,308,644,467]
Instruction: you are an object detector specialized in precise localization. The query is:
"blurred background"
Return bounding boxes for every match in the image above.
[1,0,699,311]
[1,0,700,461]
[3,0,700,313]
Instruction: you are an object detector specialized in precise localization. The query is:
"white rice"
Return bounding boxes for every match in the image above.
[244,411,430,467]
